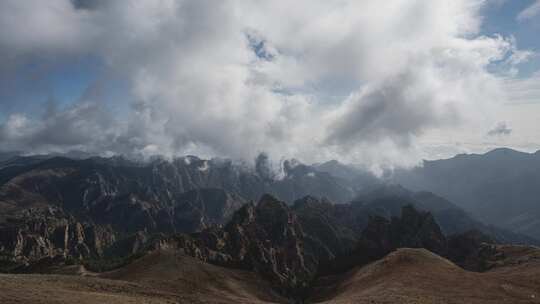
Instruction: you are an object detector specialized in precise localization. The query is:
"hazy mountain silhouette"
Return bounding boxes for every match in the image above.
[390,148,540,239]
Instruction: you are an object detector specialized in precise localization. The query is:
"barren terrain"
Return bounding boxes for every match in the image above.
[2,246,540,304]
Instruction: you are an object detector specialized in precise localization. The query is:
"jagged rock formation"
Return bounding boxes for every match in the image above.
[0,156,258,267]
[0,207,115,267]
[292,196,359,263]
[170,188,247,232]
[361,205,448,256]
[292,193,477,266]
[166,195,315,298]
[0,155,358,263]
[316,204,449,275]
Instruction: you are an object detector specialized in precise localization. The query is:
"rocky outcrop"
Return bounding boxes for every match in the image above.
[173,188,246,232]
[227,194,313,291]
[167,194,315,298]
[446,230,499,271]
[292,196,359,264]
[318,205,449,275]
[169,201,453,297]
[389,205,448,254]
[0,207,115,267]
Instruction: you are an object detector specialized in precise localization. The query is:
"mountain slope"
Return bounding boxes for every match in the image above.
[3,245,540,304]
[311,247,540,304]
[102,248,286,303]
[392,148,540,239]
[291,185,537,265]
[353,185,537,244]
[0,249,287,304]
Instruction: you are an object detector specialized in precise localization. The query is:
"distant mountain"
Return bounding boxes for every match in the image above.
[392,148,540,239]
[312,160,381,192]
[352,184,537,244]
[0,155,357,205]
[292,185,537,264]
[0,152,21,163]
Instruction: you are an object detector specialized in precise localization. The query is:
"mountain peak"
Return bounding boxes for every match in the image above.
[484,147,526,157]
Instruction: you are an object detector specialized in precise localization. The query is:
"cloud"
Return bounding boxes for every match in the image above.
[517,0,540,21]
[487,121,512,136]
[70,0,107,10]
[0,0,532,168]
[503,71,540,104]
[0,101,119,153]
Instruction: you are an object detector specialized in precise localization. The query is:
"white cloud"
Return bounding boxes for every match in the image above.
[0,101,120,153]
[0,0,535,168]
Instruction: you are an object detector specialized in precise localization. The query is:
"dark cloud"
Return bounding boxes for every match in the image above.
[325,72,457,147]
[487,122,512,136]
[71,0,106,10]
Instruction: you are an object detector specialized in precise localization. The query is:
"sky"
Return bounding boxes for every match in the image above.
[0,0,539,169]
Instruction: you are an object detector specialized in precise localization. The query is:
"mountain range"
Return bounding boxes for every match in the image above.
[1,150,540,303]
[391,148,540,239]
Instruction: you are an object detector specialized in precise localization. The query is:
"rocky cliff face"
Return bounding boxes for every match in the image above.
[173,188,246,232]
[361,205,448,257]
[225,195,313,296]
[292,194,458,265]
[0,154,360,274]
[0,207,115,267]
[292,196,359,263]
[315,204,449,275]
[167,195,315,298]
[0,156,256,265]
